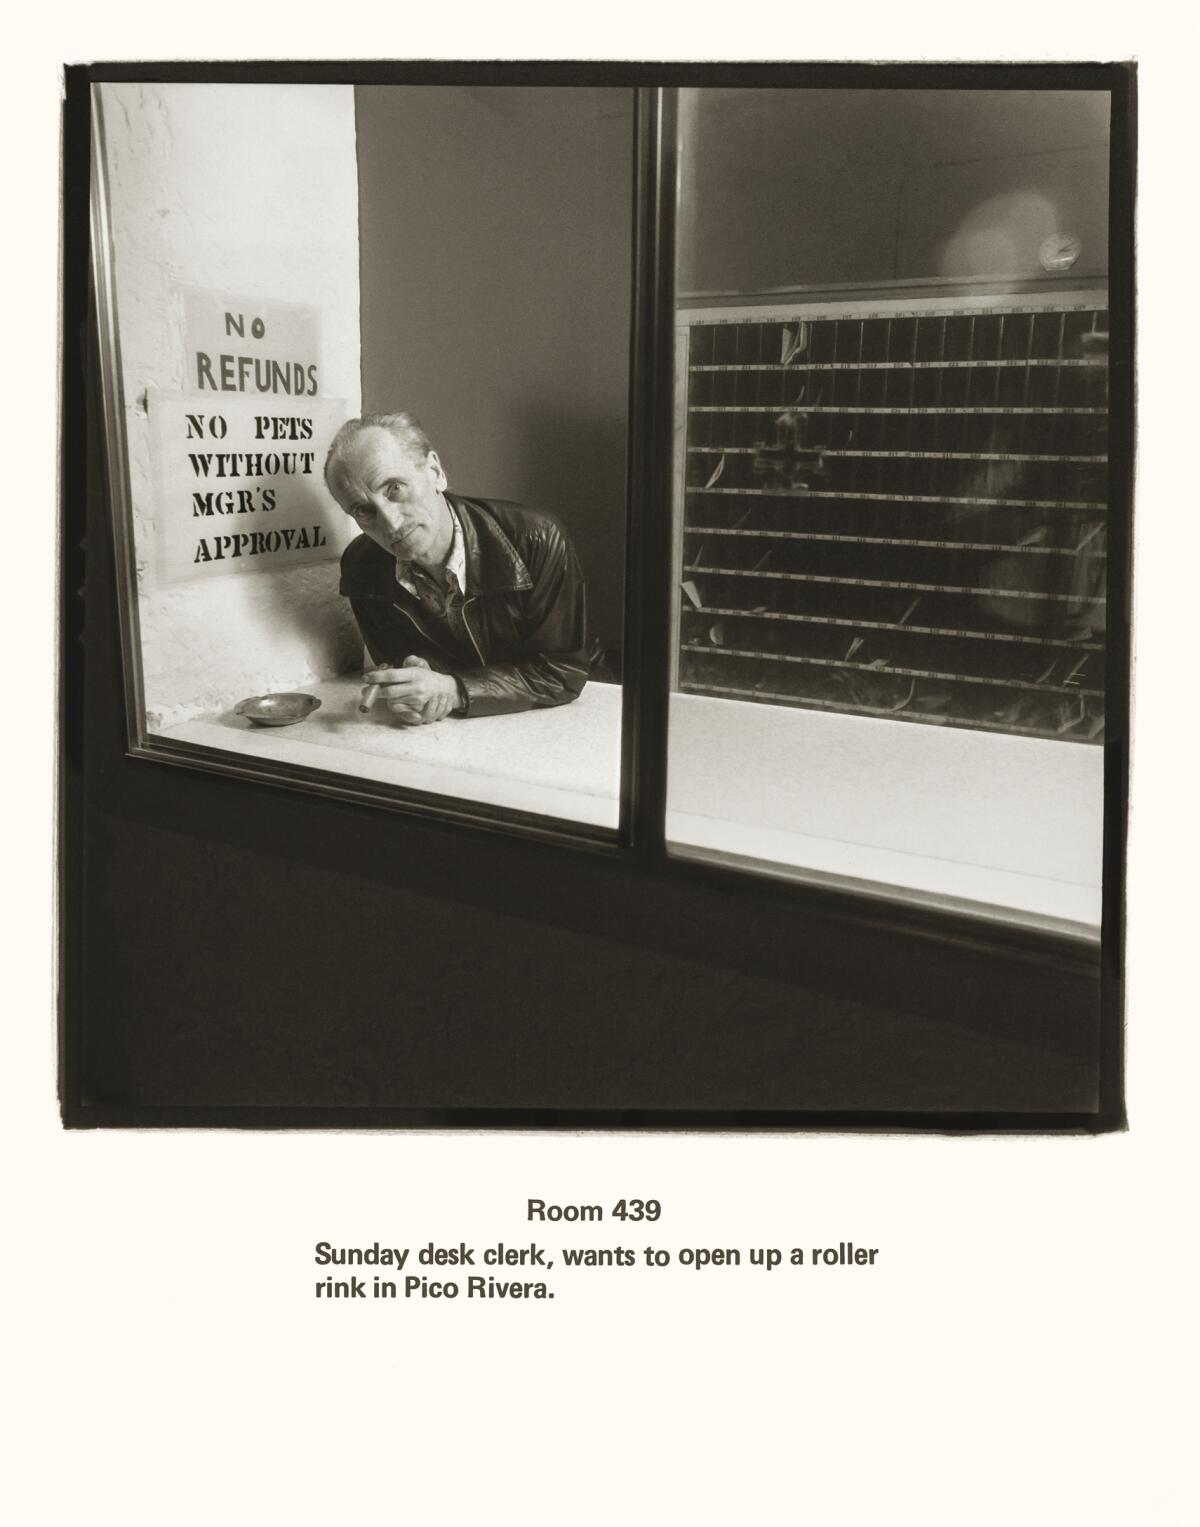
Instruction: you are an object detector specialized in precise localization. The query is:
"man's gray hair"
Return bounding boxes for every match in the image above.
[324,412,438,482]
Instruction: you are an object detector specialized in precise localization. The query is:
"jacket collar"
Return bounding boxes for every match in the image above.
[449,493,532,595]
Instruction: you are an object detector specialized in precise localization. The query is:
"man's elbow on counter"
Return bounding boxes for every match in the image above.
[455,658,591,718]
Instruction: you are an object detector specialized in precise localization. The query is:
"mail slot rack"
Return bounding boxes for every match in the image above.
[674,291,1109,742]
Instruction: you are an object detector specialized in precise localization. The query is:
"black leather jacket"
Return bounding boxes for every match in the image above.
[339,493,596,717]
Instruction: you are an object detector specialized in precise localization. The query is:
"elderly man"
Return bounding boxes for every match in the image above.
[325,412,597,724]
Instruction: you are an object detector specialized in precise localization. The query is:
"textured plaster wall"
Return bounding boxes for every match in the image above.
[97,83,362,728]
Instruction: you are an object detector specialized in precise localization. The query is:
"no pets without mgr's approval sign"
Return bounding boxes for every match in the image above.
[149,290,351,582]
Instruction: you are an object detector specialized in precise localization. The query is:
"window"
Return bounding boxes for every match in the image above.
[665,88,1113,938]
[91,77,1123,941]
[91,80,631,835]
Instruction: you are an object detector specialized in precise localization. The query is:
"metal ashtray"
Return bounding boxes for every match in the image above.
[234,692,322,727]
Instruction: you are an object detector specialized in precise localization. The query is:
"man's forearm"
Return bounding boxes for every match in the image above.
[455,652,591,717]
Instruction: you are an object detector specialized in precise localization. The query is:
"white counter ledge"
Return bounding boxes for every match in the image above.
[157,676,624,828]
[667,693,1103,939]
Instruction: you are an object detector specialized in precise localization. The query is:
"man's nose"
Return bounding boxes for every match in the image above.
[372,494,402,528]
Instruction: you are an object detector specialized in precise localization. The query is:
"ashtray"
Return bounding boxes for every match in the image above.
[234,692,322,727]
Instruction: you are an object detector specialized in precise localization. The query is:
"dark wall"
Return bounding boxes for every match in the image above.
[355,86,633,656]
[678,89,1110,294]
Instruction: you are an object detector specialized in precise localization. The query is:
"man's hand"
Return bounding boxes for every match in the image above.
[365,657,461,726]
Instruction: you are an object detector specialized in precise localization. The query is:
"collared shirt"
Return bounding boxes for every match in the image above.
[393,502,475,660]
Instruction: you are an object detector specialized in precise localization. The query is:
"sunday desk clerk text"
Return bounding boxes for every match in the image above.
[325,412,600,725]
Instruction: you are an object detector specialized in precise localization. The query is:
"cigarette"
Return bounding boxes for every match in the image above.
[358,683,381,714]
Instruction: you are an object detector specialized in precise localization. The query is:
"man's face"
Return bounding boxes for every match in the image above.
[328,427,452,566]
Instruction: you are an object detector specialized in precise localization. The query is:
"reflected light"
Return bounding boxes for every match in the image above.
[939,190,1058,277]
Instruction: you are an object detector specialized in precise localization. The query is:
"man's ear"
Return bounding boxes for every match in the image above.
[426,451,448,491]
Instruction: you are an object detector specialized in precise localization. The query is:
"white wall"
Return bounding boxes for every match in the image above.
[97,82,362,728]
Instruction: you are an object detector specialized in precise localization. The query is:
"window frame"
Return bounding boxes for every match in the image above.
[88,74,636,854]
[82,67,1133,960]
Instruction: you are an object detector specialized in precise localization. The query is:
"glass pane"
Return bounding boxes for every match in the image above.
[667,87,1112,936]
[93,82,630,831]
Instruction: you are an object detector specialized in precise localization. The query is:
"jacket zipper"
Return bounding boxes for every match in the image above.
[387,599,457,661]
[387,594,485,669]
[461,597,486,665]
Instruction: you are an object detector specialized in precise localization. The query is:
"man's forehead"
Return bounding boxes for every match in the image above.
[343,428,410,473]
[333,429,424,489]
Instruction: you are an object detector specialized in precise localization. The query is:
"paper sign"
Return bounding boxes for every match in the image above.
[181,287,323,399]
[148,391,352,582]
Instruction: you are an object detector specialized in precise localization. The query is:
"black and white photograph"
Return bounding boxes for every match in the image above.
[67,66,1130,1126]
